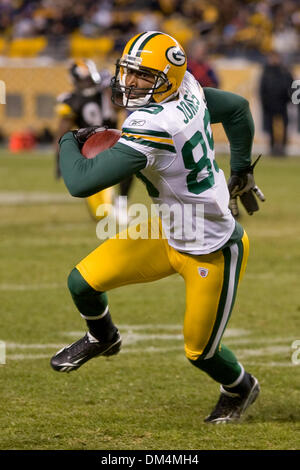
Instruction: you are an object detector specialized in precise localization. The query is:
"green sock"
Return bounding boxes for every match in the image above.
[68,268,116,341]
[189,344,242,386]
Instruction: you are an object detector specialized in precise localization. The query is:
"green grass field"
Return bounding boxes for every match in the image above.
[0,148,300,451]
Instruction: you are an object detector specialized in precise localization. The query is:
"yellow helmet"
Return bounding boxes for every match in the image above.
[111,31,187,108]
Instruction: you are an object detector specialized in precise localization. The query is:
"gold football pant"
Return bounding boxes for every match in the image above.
[85,187,115,221]
[76,218,249,361]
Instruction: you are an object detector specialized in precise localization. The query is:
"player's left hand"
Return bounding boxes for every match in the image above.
[72,126,107,145]
[228,155,265,217]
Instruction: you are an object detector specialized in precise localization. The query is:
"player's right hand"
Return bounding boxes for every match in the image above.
[73,126,107,145]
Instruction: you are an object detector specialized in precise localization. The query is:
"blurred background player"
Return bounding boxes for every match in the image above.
[187,39,219,88]
[55,59,133,222]
[259,51,294,157]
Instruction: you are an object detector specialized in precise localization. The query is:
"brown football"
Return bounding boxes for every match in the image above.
[82,129,121,159]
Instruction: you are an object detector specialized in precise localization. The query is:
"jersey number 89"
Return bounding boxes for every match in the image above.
[181,109,218,195]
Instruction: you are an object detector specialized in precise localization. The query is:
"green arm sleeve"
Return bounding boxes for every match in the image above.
[59,132,147,197]
[203,87,255,172]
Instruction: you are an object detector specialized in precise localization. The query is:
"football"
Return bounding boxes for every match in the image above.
[82,128,121,159]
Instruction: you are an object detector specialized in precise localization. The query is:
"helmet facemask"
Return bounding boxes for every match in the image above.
[111,57,172,108]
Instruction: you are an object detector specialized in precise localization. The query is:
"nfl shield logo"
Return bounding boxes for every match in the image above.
[198,267,209,278]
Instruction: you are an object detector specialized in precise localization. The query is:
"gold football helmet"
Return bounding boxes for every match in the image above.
[111,31,187,108]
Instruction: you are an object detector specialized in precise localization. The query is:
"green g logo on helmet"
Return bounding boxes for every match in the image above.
[166,46,186,66]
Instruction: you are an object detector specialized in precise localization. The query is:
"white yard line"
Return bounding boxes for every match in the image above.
[226,336,297,345]
[0,191,78,205]
[6,343,64,349]
[1,238,96,247]
[64,327,248,336]
[2,328,298,367]
[235,346,291,358]
[6,354,51,361]
[0,283,65,291]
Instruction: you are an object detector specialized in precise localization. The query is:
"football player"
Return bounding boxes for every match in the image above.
[55,59,133,221]
[51,32,265,424]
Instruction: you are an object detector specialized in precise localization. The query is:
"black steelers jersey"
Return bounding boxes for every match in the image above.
[56,89,117,128]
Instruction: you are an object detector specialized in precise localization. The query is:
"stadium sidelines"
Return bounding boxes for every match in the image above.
[1,326,296,367]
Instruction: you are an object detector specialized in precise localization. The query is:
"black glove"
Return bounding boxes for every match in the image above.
[72,126,107,146]
[228,155,265,217]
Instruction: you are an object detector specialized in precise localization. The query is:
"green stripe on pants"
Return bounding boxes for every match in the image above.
[203,240,244,359]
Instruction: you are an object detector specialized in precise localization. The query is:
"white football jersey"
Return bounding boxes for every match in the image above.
[119,72,235,254]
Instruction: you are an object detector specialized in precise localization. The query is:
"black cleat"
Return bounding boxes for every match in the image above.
[50,330,121,373]
[204,375,260,424]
